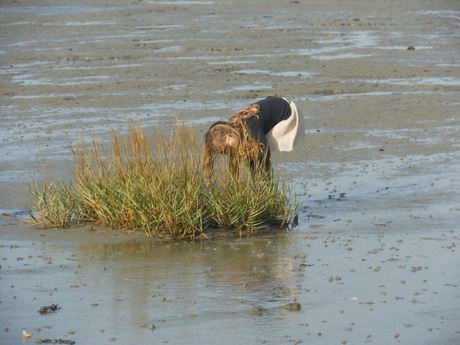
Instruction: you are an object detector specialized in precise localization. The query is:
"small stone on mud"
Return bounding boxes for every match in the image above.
[247,307,266,315]
[283,302,301,311]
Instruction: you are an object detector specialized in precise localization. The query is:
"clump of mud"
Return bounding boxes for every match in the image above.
[38,304,61,315]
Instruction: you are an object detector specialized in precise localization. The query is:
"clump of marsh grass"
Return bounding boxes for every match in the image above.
[30,180,80,228]
[30,122,298,239]
[204,158,298,235]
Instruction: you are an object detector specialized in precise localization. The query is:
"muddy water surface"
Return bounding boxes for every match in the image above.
[1,0,460,344]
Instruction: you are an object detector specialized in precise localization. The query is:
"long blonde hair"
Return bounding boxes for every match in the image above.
[202,104,263,179]
[228,104,260,128]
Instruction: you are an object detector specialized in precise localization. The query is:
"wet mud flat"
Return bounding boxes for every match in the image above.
[1,0,460,344]
[1,196,459,345]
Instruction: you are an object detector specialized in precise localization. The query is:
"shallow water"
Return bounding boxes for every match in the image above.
[1,219,459,345]
[2,220,459,345]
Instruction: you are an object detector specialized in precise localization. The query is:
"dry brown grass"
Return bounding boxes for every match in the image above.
[30,122,298,239]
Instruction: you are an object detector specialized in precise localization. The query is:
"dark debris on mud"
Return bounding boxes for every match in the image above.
[38,304,61,314]
[35,339,75,345]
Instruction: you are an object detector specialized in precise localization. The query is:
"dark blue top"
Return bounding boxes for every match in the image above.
[245,97,291,147]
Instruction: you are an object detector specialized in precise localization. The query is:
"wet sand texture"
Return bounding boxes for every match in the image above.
[1,0,460,344]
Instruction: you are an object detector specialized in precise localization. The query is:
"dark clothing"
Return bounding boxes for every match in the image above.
[244,97,292,174]
[245,97,292,148]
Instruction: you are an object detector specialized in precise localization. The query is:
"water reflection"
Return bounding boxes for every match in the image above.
[66,234,302,343]
[0,232,304,344]
[75,234,300,307]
